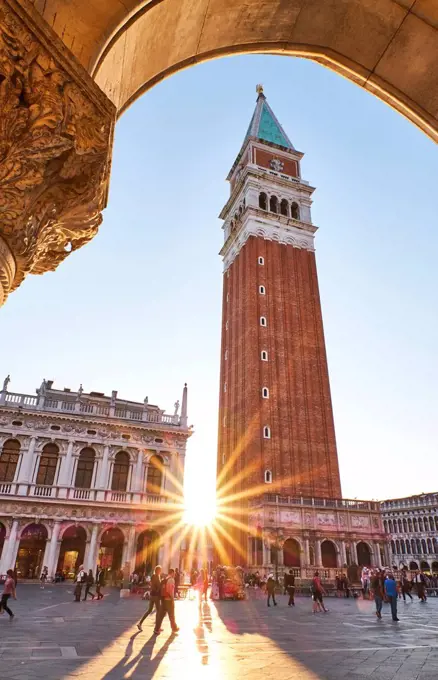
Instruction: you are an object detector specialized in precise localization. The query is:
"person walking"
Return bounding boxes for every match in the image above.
[154,568,179,635]
[384,573,399,622]
[174,568,180,599]
[413,570,427,602]
[284,569,295,606]
[312,571,328,613]
[137,565,162,631]
[401,571,413,602]
[371,569,383,620]
[0,569,16,620]
[74,565,86,602]
[40,565,48,589]
[95,566,105,600]
[266,573,277,607]
[83,569,95,601]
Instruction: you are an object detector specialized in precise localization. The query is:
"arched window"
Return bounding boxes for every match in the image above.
[413,517,418,532]
[416,538,421,554]
[260,316,267,327]
[147,455,163,494]
[429,517,434,531]
[0,439,20,483]
[418,517,424,531]
[403,519,407,533]
[263,426,271,439]
[111,451,130,491]
[259,285,266,295]
[291,202,300,219]
[264,470,272,484]
[427,539,432,554]
[391,540,395,554]
[225,350,228,360]
[258,256,264,266]
[280,199,289,216]
[36,443,59,486]
[396,540,400,553]
[269,195,278,213]
[388,519,393,533]
[74,448,95,489]
[262,387,269,399]
[259,192,267,210]
[411,539,416,554]
[383,520,388,532]
[435,517,438,532]
[421,539,427,554]
[408,518,413,532]
[398,519,402,533]
[261,350,268,361]
[401,540,406,554]
[433,538,438,553]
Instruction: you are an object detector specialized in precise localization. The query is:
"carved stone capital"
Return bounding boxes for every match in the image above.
[0,0,116,305]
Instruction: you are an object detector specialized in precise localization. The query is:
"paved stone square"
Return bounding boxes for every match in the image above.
[1,585,438,679]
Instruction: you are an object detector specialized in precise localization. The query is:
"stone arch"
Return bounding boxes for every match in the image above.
[409,560,419,570]
[357,541,372,566]
[59,522,91,542]
[283,538,301,568]
[135,529,160,575]
[98,526,125,580]
[16,522,49,578]
[321,540,337,568]
[432,561,438,572]
[420,560,430,571]
[57,525,88,576]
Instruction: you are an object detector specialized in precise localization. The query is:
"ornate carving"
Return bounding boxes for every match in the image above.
[0,0,115,304]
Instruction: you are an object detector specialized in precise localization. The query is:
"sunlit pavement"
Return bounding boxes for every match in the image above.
[2,586,438,679]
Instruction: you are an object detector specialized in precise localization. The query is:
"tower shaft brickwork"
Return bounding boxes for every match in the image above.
[216,89,342,565]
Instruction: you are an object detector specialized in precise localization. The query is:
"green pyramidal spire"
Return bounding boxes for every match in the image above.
[244,85,295,150]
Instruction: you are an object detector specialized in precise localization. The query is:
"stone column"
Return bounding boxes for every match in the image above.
[97,446,110,500]
[58,441,74,498]
[374,542,381,568]
[303,538,310,566]
[0,0,116,308]
[83,524,99,573]
[315,540,322,567]
[46,521,62,577]
[132,452,144,502]
[340,541,347,568]
[126,526,137,573]
[17,437,37,495]
[0,519,19,574]
[351,541,358,565]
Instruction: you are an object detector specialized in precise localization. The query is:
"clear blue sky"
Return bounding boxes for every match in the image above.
[2,55,437,505]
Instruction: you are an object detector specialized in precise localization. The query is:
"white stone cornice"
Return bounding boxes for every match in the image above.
[222,214,315,270]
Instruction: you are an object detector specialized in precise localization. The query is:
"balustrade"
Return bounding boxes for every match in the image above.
[0,391,181,427]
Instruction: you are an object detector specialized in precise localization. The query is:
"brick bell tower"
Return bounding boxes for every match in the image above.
[216,86,342,566]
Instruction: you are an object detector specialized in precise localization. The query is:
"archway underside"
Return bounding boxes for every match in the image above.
[30,0,438,141]
[0,0,436,306]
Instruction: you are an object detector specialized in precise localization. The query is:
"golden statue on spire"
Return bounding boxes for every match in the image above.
[256,84,264,95]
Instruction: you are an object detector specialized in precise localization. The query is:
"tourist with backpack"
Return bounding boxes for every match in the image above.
[137,565,162,631]
[154,568,179,635]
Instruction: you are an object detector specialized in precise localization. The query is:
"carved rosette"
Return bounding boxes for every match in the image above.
[0,0,116,305]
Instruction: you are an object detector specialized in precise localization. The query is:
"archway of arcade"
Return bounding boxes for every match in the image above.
[135,530,160,575]
[57,525,88,577]
[16,523,48,579]
[283,538,301,568]
[99,527,125,581]
[0,1,437,307]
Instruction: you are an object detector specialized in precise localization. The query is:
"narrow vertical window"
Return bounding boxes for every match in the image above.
[225,321,228,330]
[258,256,264,265]
[225,350,228,360]
[259,285,265,295]
[260,316,267,327]
[262,387,269,399]
[263,426,271,439]
[265,470,272,484]
[224,382,227,393]
[261,351,268,361]
[226,293,229,302]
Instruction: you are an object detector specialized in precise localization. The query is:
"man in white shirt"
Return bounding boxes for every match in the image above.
[74,565,86,602]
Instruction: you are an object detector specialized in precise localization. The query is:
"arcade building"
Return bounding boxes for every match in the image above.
[0,377,191,579]
[216,87,388,576]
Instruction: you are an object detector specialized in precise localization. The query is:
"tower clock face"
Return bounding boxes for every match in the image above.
[270,158,284,172]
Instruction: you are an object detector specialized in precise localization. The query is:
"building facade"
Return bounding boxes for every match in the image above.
[0,377,191,579]
[381,493,438,573]
[216,87,387,572]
